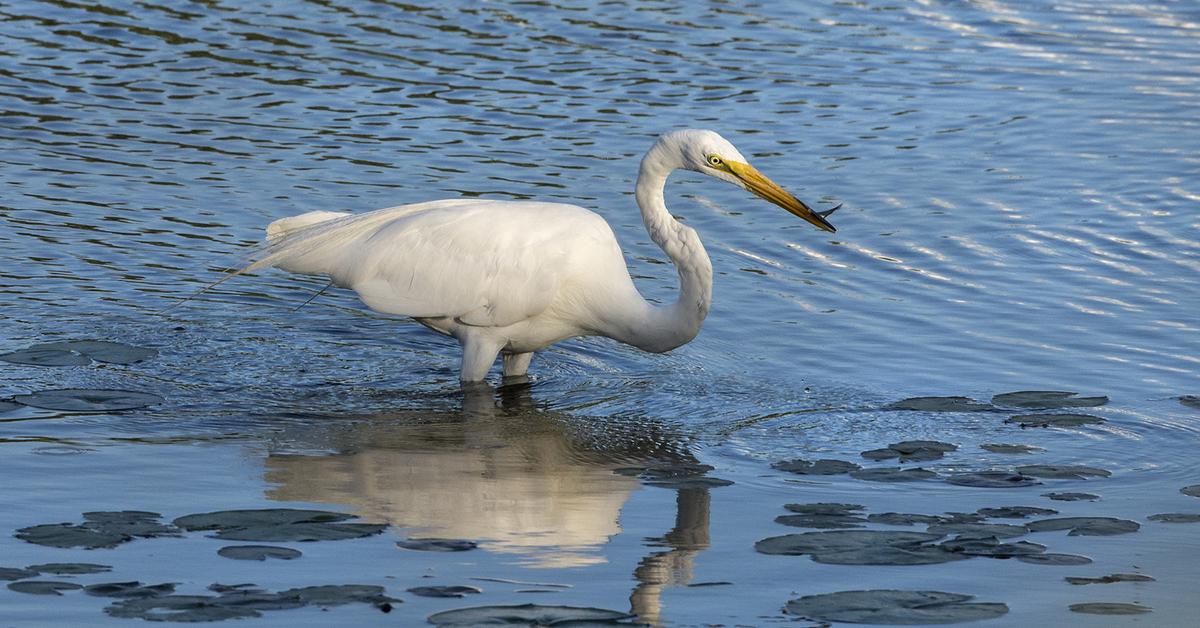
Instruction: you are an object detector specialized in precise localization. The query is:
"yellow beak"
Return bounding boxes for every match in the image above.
[727,161,838,232]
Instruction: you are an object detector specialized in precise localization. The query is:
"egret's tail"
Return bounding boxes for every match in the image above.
[266,210,350,242]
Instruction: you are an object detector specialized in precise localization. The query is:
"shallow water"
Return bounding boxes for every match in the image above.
[1,0,1198,625]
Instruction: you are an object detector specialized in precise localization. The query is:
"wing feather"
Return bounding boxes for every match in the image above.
[252,200,612,327]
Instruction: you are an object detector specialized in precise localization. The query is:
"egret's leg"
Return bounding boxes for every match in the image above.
[459,334,504,382]
[502,352,533,378]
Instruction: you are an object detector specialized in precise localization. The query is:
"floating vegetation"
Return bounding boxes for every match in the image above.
[279,585,398,607]
[1068,602,1151,615]
[784,589,1008,625]
[944,471,1039,488]
[976,506,1057,519]
[16,511,179,550]
[1015,465,1111,480]
[406,585,483,598]
[614,462,733,489]
[0,567,38,581]
[1005,413,1104,428]
[783,503,864,515]
[849,467,938,482]
[1026,517,1139,536]
[778,504,867,529]
[427,603,638,626]
[396,538,478,552]
[174,508,385,543]
[926,522,1029,539]
[100,583,399,621]
[85,581,178,598]
[939,538,1046,558]
[1181,396,1200,410]
[861,440,958,463]
[774,514,866,529]
[1016,553,1092,566]
[771,458,860,475]
[1043,492,1099,502]
[980,443,1042,454]
[755,530,966,565]
[1147,513,1200,523]
[7,581,83,596]
[0,340,156,366]
[1065,573,1154,585]
[1181,485,1200,498]
[867,512,948,526]
[28,563,112,575]
[11,389,164,412]
[889,397,995,412]
[992,391,1108,409]
[217,545,302,561]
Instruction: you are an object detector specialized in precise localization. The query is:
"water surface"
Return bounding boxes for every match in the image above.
[2,0,1198,625]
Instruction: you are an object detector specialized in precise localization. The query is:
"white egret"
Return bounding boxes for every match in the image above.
[245,129,838,381]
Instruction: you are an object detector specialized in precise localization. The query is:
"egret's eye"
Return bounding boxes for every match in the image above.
[707,155,723,167]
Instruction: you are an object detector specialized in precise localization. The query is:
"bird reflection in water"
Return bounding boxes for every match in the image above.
[261,383,712,624]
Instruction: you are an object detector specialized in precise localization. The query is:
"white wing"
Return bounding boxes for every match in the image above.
[252,199,620,327]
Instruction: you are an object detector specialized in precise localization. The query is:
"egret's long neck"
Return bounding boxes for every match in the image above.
[614,144,713,352]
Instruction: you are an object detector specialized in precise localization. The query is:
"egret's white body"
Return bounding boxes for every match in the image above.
[248,130,836,381]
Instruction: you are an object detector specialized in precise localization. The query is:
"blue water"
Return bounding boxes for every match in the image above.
[1,1,1198,625]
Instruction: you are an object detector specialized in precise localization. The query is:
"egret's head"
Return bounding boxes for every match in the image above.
[660,128,838,232]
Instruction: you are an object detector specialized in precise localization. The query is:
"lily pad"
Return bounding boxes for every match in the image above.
[427,603,638,626]
[105,595,260,622]
[771,458,861,475]
[1026,517,1139,536]
[945,471,1039,488]
[992,391,1108,409]
[397,538,478,552]
[7,580,83,595]
[0,346,92,366]
[1065,573,1155,585]
[1069,602,1151,615]
[218,545,303,561]
[1015,465,1111,480]
[1005,413,1104,428]
[1044,492,1099,502]
[85,581,178,598]
[862,440,957,462]
[0,341,156,366]
[775,514,866,529]
[214,522,386,542]
[755,530,945,561]
[83,511,180,539]
[277,584,399,607]
[890,397,995,412]
[617,462,733,488]
[407,585,482,598]
[210,589,307,611]
[1181,396,1200,409]
[926,523,1029,539]
[1147,513,1200,523]
[12,389,163,412]
[785,589,1008,624]
[1016,553,1092,566]
[850,467,938,482]
[783,503,863,515]
[174,508,354,531]
[16,523,128,549]
[812,545,967,566]
[977,506,1057,519]
[867,513,948,526]
[940,538,1045,557]
[1181,485,1200,498]
[980,443,1042,454]
[0,567,38,580]
[28,562,112,575]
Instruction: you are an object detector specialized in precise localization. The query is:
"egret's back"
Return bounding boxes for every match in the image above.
[254,200,631,329]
